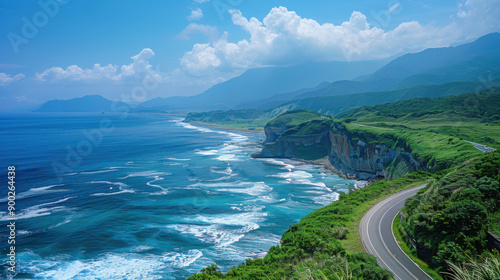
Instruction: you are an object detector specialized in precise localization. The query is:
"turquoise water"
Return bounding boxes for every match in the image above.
[0,113,360,279]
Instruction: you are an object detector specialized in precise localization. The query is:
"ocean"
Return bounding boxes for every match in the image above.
[0,113,361,279]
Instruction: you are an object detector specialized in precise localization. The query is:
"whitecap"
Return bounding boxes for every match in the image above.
[91,189,136,196]
[162,250,203,267]
[166,157,191,161]
[268,170,313,179]
[31,252,168,280]
[147,176,169,195]
[0,184,66,202]
[210,166,233,175]
[312,192,340,205]
[89,181,128,189]
[120,171,171,179]
[0,197,73,221]
[79,168,119,175]
[131,245,154,253]
[195,149,218,156]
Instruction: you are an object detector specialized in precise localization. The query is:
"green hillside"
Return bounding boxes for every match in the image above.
[275,79,495,115]
[338,89,500,150]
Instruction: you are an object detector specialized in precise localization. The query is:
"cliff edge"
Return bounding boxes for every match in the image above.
[252,110,423,181]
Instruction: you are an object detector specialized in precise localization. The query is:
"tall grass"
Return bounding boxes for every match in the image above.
[445,254,500,280]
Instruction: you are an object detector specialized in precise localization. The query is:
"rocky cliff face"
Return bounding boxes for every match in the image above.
[254,120,331,160]
[328,125,423,180]
[253,121,423,181]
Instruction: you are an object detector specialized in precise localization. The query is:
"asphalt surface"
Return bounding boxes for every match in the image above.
[360,185,433,280]
[465,140,496,153]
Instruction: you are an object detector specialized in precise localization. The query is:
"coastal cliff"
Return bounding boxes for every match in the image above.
[252,111,423,181]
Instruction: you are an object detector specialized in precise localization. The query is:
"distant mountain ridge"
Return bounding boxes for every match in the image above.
[35,95,127,112]
[288,33,500,101]
[272,79,499,115]
[137,60,386,111]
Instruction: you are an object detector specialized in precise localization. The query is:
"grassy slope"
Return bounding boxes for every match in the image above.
[335,90,500,172]
[338,90,500,149]
[184,109,273,130]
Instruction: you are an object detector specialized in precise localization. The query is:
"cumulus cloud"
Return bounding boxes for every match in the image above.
[188,8,203,21]
[181,43,221,75]
[180,6,463,75]
[456,0,500,38]
[0,73,25,86]
[177,23,219,41]
[36,48,164,83]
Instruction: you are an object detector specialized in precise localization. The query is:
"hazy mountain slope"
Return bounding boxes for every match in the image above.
[274,80,492,115]
[288,33,500,100]
[35,95,127,112]
[137,60,386,111]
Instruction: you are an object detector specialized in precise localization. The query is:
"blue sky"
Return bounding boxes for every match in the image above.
[0,0,499,111]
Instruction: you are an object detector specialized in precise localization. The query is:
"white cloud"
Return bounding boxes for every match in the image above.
[181,43,221,75]
[180,6,463,75]
[36,48,164,83]
[188,8,203,21]
[194,0,209,3]
[456,0,500,38]
[177,23,219,41]
[0,72,25,86]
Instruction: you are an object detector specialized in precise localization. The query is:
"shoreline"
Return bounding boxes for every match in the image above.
[188,121,265,135]
[189,120,374,187]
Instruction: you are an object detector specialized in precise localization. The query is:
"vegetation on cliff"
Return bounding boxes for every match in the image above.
[400,151,500,268]
[184,109,273,130]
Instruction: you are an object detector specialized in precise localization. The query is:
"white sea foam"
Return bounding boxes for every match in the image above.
[0,197,73,221]
[257,158,295,171]
[162,250,203,267]
[210,166,233,175]
[189,181,272,196]
[89,181,128,189]
[312,192,340,205]
[189,212,267,227]
[195,149,218,156]
[91,189,136,196]
[130,245,154,253]
[79,167,119,175]
[216,154,239,161]
[120,171,171,179]
[217,131,249,142]
[147,176,169,195]
[172,120,214,134]
[32,252,168,280]
[166,157,191,161]
[0,184,66,202]
[269,170,313,179]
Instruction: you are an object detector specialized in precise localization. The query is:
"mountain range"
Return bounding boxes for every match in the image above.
[36,33,500,114]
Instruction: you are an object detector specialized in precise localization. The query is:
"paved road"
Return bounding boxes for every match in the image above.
[464,140,496,153]
[360,185,433,280]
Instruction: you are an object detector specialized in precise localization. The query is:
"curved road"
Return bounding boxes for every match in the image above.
[360,185,432,280]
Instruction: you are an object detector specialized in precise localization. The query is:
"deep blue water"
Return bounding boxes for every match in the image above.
[0,113,362,279]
